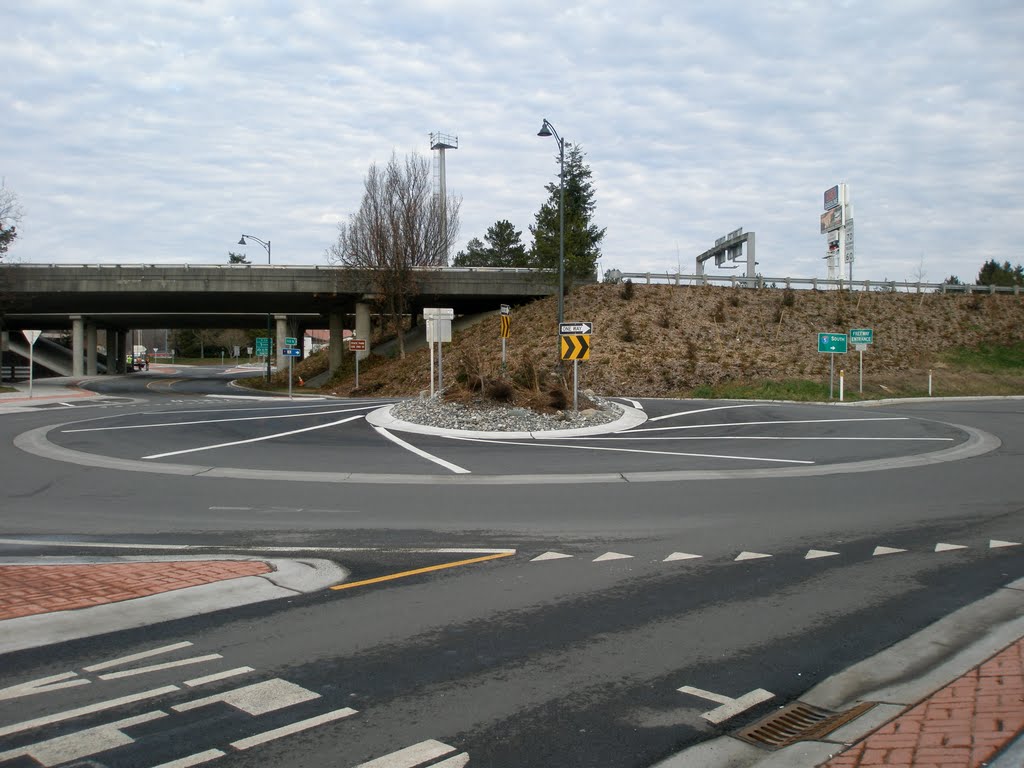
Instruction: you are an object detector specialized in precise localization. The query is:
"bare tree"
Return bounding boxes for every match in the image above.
[326,152,460,358]
[0,186,23,257]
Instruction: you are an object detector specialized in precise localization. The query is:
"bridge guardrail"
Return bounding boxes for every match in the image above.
[614,272,1022,295]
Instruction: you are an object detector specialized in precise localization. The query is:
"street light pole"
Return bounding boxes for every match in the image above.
[537,119,565,328]
[239,234,272,382]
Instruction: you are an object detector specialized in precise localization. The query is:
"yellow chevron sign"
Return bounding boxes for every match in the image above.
[500,315,510,338]
[560,334,591,361]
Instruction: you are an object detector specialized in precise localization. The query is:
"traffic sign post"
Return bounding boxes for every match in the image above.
[282,346,301,399]
[21,330,41,399]
[560,325,593,413]
[850,328,873,393]
[817,333,848,400]
[424,308,454,396]
[500,305,511,369]
[349,339,366,388]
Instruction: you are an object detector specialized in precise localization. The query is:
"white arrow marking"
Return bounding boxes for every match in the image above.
[873,546,907,556]
[735,551,772,561]
[677,685,775,724]
[0,672,90,701]
[664,552,702,562]
[593,552,634,562]
[352,739,457,768]
[805,550,840,559]
[934,543,968,552]
[0,711,166,767]
[531,551,573,561]
[990,539,1021,548]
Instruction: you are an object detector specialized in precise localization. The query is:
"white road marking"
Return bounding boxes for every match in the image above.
[97,654,223,681]
[209,506,252,511]
[664,552,702,561]
[143,415,365,459]
[352,739,457,768]
[646,403,764,422]
[991,539,1021,548]
[184,667,256,687]
[84,641,194,672]
[446,435,814,465]
[805,550,840,559]
[734,551,772,561]
[873,546,907,556]
[0,537,191,550]
[173,679,320,715]
[0,685,179,739]
[0,711,166,767]
[935,543,968,552]
[432,754,470,768]
[63,405,380,433]
[593,552,634,562]
[531,552,574,561]
[373,426,471,474]
[565,435,953,442]
[616,398,644,410]
[677,685,775,724]
[229,706,358,750]
[151,748,227,767]
[0,672,90,701]
[631,416,909,434]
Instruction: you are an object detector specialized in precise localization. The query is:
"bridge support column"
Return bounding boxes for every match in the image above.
[86,323,98,376]
[115,331,128,374]
[71,316,85,377]
[355,302,371,361]
[275,315,290,372]
[328,311,344,374]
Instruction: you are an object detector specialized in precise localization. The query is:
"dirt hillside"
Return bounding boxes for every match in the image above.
[313,284,1024,401]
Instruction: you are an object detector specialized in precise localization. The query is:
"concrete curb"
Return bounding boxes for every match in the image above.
[0,555,349,655]
[653,577,1024,767]
[364,401,649,439]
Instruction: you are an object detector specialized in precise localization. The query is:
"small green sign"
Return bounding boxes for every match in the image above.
[255,337,271,355]
[817,333,848,354]
[850,328,873,344]
[285,336,298,346]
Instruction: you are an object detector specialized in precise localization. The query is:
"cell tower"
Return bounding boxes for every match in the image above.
[430,132,458,264]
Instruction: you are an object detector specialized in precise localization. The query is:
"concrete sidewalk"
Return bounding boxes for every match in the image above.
[0,376,103,411]
[0,556,348,654]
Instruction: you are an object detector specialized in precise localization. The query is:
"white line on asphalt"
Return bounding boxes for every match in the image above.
[554,435,953,442]
[63,405,379,433]
[0,537,514,555]
[173,679,320,715]
[531,552,574,561]
[873,546,907,556]
[677,685,775,724]
[97,654,224,681]
[664,552,702,561]
[735,551,772,561]
[150,748,227,767]
[432,754,470,767]
[935,543,969,552]
[229,707,359,750]
[615,398,644,410]
[208,506,252,510]
[373,426,471,474]
[0,710,168,767]
[352,739,457,768]
[629,416,910,433]
[991,540,1021,548]
[445,435,815,464]
[184,667,256,687]
[0,686,180,739]
[646,403,764,422]
[805,550,840,559]
[142,415,365,459]
[0,537,192,550]
[0,672,91,701]
[594,552,634,562]
[84,642,194,672]
[141,400,394,417]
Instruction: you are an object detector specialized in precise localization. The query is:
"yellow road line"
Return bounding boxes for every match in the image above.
[146,378,183,393]
[330,551,515,591]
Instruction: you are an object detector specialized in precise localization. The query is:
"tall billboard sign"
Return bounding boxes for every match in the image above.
[824,185,840,211]
[821,183,853,281]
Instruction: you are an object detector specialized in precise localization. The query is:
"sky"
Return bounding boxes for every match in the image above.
[3,1,1023,284]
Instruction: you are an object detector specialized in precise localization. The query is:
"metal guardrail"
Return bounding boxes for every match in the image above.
[615,272,1022,295]
[4,263,549,274]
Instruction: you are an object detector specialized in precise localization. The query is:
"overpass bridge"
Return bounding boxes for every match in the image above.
[0,264,560,375]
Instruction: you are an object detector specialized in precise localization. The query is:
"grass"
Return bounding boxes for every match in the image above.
[0,385,16,394]
[940,343,1024,372]
[688,379,833,401]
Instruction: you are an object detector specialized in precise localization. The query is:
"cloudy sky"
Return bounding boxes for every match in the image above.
[4,1,1022,284]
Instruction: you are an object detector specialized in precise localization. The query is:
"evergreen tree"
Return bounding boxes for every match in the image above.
[977,259,1024,286]
[453,220,529,267]
[529,143,605,289]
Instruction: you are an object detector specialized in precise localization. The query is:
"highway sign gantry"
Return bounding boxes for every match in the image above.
[561,335,591,361]
[817,333,848,354]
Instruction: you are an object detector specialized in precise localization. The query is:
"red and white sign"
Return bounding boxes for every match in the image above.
[349,339,366,351]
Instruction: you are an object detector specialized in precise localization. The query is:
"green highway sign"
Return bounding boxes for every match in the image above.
[850,328,873,344]
[285,336,298,346]
[255,337,271,355]
[817,333,848,354]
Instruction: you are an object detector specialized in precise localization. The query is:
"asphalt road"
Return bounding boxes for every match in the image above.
[1,365,1021,767]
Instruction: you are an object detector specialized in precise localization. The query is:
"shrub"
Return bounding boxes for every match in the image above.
[781,288,796,307]
[619,279,634,300]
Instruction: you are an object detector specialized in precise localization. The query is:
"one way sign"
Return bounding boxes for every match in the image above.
[561,335,591,361]
[560,322,593,335]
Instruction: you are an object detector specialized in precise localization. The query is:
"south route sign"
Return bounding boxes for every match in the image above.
[560,322,593,335]
[817,333,848,354]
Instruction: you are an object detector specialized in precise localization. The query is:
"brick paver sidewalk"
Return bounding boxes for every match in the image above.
[821,638,1024,767]
[0,561,272,620]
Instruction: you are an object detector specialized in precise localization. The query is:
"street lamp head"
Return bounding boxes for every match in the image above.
[537,121,553,138]
[237,236,247,246]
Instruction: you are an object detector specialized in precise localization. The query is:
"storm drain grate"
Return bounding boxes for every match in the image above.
[736,700,877,749]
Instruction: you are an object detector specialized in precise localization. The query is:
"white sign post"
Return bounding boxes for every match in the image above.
[21,330,42,399]
[424,308,454,395]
